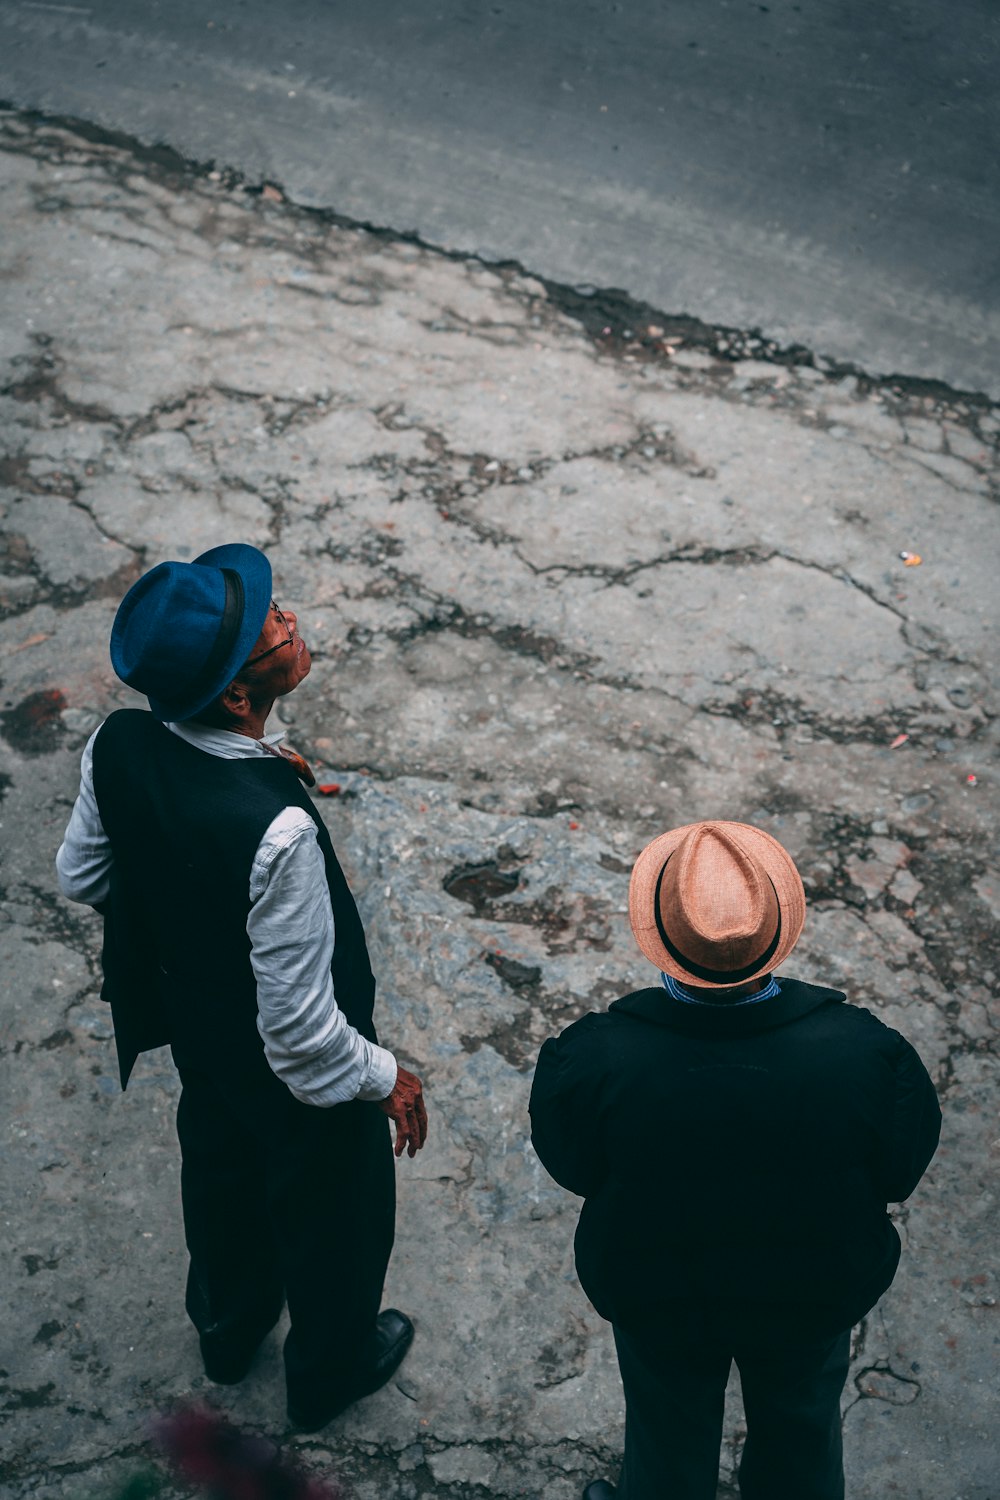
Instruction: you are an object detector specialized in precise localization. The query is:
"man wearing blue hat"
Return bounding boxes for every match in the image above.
[56,543,427,1431]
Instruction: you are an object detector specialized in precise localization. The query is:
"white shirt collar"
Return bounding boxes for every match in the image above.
[165,720,286,760]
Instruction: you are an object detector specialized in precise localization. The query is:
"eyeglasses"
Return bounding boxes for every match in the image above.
[244,601,295,667]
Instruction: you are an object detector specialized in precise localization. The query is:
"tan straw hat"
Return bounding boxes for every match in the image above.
[628,820,806,988]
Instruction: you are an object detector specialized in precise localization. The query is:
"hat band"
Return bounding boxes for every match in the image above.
[653,855,782,984]
[175,567,246,708]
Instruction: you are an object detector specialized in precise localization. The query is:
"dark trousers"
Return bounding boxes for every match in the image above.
[172,1051,395,1410]
[612,1309,851,1500]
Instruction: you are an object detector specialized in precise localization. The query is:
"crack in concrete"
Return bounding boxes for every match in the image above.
[1,340,118,427]
[898,448,997,502]
[20,882,104,970]
[380,587,599,675]
[420,307,541,350]
[250,1435,635,1500]
[856,432,997,504]
[513,543,916,628]
[702,682,985,747]
[4,109,999,425]
[354,414,713,494]
[313,594,983,794]
[848,1360,923,1408]
[0,538,139,619]
[325,550,981,751]
[0,1440,151,1487]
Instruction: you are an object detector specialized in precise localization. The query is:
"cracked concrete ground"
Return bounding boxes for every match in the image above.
[1,112,997,1500]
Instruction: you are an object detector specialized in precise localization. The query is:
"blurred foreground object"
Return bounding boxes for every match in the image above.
[107,1405,343,1500]
[157,1407,342,1499]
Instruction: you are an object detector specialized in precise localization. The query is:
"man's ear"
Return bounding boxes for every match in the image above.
[218,679,252,720]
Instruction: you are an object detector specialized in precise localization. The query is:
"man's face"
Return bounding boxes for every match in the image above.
[240,600,312,698]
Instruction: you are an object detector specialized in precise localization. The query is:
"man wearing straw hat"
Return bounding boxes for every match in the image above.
[57,544,427,1431]
[530,820,940,1500]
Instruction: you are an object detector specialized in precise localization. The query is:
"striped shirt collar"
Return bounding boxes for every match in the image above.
[661,971,781,1006]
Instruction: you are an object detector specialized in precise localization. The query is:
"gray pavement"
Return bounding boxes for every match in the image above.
[1,112,998,1500]
[1,0,999,397]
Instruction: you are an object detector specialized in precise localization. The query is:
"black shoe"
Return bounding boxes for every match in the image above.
[287,1309,415,1432]
[582,1484,616,1500]
[200,1303,284,1385]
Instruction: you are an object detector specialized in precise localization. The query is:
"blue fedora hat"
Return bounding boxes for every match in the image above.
[110,543,272,722]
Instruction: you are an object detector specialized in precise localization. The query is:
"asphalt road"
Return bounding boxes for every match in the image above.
[1,0,998,394]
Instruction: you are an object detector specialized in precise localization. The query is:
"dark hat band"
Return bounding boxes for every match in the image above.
[173,567,245,709]
[653,854,782,984]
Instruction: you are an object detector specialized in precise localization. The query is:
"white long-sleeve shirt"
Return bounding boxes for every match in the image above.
[56,721,397,1108]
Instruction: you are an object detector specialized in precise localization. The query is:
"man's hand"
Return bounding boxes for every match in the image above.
[379,1066,428,1158]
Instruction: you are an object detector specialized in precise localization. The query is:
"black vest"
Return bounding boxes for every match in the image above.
[92,710,377,1092]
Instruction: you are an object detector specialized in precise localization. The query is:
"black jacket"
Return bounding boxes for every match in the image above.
[529,979,941,1336]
